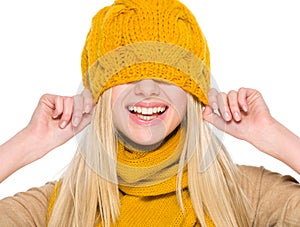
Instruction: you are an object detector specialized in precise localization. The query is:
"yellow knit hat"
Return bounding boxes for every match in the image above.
[81,0,210,104]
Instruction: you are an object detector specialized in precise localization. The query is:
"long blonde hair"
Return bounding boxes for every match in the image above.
[48,90,250,227]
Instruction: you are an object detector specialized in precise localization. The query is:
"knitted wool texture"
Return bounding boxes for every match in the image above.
[47,129,215,226]
[81,0,210,104]
[112,129,214,226]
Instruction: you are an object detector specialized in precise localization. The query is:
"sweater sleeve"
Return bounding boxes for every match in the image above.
[238,165,300,226]
[0,181,55,227]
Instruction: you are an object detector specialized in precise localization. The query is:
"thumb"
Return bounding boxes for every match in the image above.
[202,105,214,122]
[202,105,227,131]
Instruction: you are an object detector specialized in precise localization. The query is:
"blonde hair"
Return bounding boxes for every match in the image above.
[48,90,250,227]
[179,95,251,227]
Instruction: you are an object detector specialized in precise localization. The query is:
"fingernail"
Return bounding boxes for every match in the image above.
[212,102,218,111]
[60,121,67,129]
[84,104,91,114]
[242,105,248,112]
[234,111,240,121]
[52,112,58,119]
[224,112,231,121]
[72,117,80,127]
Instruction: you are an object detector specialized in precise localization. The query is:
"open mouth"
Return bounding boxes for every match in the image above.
[127,105,168,121]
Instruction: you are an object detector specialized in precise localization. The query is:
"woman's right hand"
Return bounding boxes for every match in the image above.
[26,89,94,156]
[0,89,94,182]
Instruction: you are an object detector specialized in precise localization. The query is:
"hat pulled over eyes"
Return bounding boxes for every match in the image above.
[81,0,210,104]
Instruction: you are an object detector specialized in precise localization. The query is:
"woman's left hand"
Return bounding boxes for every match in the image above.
[202,87,275,144]
[203,87,300,173]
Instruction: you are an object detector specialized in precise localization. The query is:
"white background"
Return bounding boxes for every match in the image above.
[0,0,299,199]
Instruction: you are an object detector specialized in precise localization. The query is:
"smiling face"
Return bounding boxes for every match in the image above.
[111,79,187,149]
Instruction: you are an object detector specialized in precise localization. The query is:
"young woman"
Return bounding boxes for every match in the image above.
[0,0,299,226]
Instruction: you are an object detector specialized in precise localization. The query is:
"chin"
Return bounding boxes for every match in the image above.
[117,130,167,151]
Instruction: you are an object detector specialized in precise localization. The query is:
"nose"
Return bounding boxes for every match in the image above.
[134,79,160,97]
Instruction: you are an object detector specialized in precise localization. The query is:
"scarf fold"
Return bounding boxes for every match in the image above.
[114,128,214,226]
[117,128,185,192]
[47,128,215,226]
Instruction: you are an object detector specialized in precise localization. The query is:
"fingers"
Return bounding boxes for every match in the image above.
[205,87,250,123]
[82,89,93,114]
[227,90,240,121]
[39,94,73,129]
[72,95,84,127]
[202,105,228,131]
[40,89,94,129]
[51,95,63,119]
[207,88,219,111]
[52,96,74,129]
[207,88,232,121]
[72,89,94,127]
[237,87,248,112]
[218,91,232,121]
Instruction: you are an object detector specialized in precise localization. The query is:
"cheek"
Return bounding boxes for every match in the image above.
[168,103,186,127]
[111,85,129,107]
[163,87,187,132]
[168,88,187,120]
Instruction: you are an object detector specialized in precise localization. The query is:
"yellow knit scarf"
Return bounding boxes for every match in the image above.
[47,129,214,226]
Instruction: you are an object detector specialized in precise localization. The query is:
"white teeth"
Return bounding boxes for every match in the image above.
[142,107,147,115]
[128,106,167,116]
[137,107,142,113]
[147,108,153,115]
[137,114,157,121]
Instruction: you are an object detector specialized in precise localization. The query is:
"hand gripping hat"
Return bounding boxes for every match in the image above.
[81,0,210,104]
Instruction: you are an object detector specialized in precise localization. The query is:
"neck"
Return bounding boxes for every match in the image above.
[117,127,185,188]
[116,126,181,152]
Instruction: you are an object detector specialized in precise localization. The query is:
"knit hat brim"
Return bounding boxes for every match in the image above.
[83,41,210,104]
